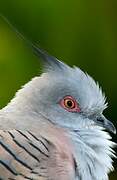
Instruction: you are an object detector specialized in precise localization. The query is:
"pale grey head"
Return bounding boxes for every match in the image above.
[31,46,116,134]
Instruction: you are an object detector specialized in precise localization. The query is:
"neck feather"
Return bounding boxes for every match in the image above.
[69,128,115,180]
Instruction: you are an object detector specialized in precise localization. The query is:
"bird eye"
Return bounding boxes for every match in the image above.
[64,98,75,109]
[59,95,80,112]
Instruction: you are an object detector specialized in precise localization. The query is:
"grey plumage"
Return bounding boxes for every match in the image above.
[0,42,116,180]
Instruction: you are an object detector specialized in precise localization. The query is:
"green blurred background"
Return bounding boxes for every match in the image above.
[0,0,116,179]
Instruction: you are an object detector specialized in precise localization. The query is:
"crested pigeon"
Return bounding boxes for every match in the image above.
[0,43,116,180]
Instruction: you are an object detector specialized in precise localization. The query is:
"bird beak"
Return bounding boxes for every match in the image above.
[96,115,116,134]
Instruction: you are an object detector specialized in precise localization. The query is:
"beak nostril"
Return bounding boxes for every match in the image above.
[97,118,104,123]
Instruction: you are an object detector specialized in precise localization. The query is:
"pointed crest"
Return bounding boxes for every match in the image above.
[31,44,66,71]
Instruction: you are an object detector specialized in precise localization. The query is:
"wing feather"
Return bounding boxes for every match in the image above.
[0,130,49,180]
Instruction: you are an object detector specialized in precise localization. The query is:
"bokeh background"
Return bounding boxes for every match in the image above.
[0,0,117,179]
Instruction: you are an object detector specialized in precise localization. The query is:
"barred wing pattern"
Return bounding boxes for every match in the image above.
[0,130,50,180]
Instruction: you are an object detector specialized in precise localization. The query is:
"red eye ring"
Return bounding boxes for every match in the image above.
[59,95,80,112]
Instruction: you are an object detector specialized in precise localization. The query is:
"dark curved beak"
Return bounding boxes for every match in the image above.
[96,115,116,134]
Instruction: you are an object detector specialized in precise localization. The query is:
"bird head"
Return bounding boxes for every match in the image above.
[29,46,116,135]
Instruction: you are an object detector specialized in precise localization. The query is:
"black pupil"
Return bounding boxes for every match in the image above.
[67,100,73,107]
